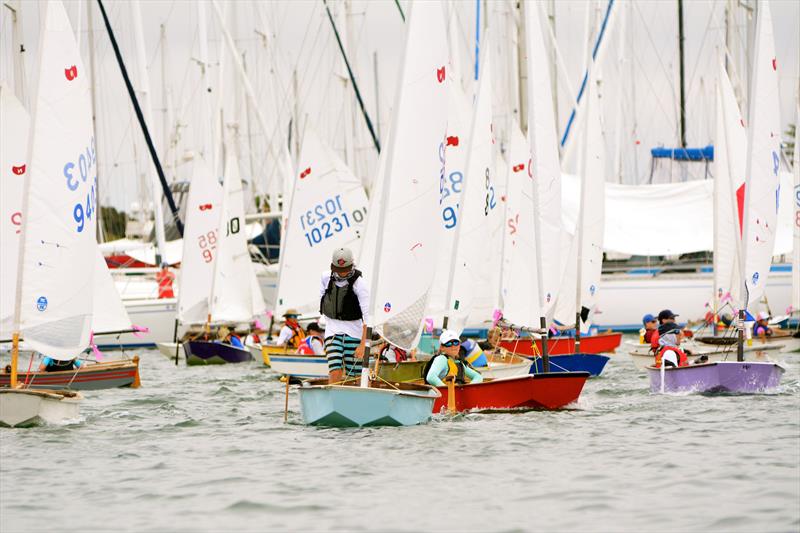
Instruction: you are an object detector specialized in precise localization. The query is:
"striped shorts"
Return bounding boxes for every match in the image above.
[325,334,362,376]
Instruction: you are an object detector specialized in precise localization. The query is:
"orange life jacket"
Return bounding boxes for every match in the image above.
[654,345,689,368]
[287,322,306,349]
[156,269,175,299]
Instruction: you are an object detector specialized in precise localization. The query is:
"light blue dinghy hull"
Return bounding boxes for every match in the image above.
[298,381,440,428]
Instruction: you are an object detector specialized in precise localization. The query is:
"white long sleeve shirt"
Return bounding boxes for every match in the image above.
[319,271,370,339]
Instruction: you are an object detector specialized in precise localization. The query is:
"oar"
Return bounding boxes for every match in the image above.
[283,375,290,423]
[446,376,456,413]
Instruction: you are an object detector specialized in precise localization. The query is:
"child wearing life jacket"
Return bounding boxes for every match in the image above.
[424,330,483,387]
[276,309,306,349]
[654,326,689,368]
[753,312,773,337]
[297,322,325,355]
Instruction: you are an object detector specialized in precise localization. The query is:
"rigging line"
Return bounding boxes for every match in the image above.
[322,0,381,153]
[394,0,405,22]
[684,2,719,111]
[633,1,680,120]
[96,0,183,236]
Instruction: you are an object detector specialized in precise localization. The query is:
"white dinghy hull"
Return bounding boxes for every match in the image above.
[0,389,82,428]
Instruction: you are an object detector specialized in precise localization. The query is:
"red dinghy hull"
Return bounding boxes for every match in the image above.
[499,332,622,356]
[432,372,589,413]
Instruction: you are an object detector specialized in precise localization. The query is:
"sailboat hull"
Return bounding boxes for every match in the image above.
[499,332,622,356]
[0,360,140,391]
[269,353,328,378]
[432,373,589,413]
[298,381,440,427]
[646,361,784,394]
[184,341,253,365]
[527,353,610,377]
[0,389,82,427]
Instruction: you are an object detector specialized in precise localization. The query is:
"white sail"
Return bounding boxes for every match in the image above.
[525,0,563,318]
[502,123,541,327]
[500,124,533,320]
[367,0,448,350]
[91,248,132,333]
[713,63,746,308]
[177,160,222,324]
[209,147,264,323]
[445,35,497,333]
[741,0,782,308]
[17,1,97,359]
[425,55,473,321]
[0,83,29,337]
[275,126,369,316]
[554,79,605,327]
[793,104,800,313]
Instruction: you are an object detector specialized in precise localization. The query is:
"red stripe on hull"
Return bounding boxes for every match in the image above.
[432,374,588,413]
[0,369,136,387]
[499,332,622,356]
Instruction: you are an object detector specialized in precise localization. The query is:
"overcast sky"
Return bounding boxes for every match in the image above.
[1,0,798,212]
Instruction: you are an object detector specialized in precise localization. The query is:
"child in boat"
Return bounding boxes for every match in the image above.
[641,314,658,344]
[753,312,773,337]
[297,322,325,355]
[424,329,483,387]
[217,327,244,349]
[276,309,306,349]
[654,326,689,368]
[460,337,488,367]
[39,356,82,372]
[319,247,370,383]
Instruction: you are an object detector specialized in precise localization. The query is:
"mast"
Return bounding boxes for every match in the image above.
[4,0,28,107]
[131,0,168,264]
[574,86,592,351]
[88,1,104,240]
[197,1,215,170]
[677,0,687,148]
[160,24,169,179]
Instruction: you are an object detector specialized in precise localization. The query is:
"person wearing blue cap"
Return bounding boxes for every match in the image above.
[642,314,658,344]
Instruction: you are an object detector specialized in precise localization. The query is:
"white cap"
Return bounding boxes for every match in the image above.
[439,329,460,345]
[331,247,354,268]
[756,311,770,321]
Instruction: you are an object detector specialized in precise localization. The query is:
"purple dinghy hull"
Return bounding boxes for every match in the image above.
[647,361,784,394]
[185,341,253,365]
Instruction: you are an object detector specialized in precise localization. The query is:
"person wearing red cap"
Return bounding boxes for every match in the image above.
[319,247,370,383]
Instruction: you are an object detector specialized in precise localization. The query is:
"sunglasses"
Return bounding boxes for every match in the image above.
[441,339,461,347]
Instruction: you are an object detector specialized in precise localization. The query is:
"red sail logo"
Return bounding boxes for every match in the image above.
[772,58,777,71]
[300,167,311,179]
[65,65,78,81]
[512,163,525,173]
[446,136,459,147]
[11,164,26,175]
[199,203,212,211]
[436,66,446,83]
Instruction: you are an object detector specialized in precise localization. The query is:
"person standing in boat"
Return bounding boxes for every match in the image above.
[319,247,369,383]
[297,322,325,355]
[424,330,483,387]
[156,262,175,299]
[275,309,306,349]
[39,356,82,372]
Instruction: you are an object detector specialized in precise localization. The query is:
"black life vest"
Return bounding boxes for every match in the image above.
[45,359,77,372]
[319,270,363,321]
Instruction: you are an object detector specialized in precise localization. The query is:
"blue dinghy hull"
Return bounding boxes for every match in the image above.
[298,380,440,427]
[529,353,610,377]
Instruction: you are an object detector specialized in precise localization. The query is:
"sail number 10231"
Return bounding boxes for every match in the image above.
[300,194,365,248]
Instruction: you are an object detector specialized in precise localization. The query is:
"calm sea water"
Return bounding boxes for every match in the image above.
[2,338,799,532]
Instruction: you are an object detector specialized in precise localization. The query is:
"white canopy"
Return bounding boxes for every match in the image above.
[561,172,794,257]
